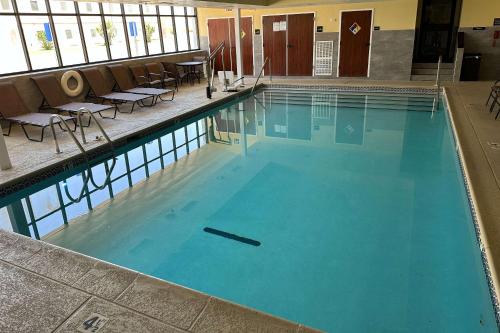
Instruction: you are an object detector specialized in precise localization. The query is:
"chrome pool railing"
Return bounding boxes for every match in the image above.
[251,57,269,94]
[49,109,116,203]
[432,55,442,114]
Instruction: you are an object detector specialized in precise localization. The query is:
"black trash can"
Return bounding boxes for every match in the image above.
[460,53,481,81]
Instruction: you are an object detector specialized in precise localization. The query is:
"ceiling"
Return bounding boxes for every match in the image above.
[100,0,385,9]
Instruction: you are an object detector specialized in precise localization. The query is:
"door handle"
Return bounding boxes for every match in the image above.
[287,44,292,48]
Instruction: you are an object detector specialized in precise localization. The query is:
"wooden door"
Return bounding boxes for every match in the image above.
[208,18,232,73]
[287,13,315,76]
[263,15,287,76]
[240,17,254,75]
[338,10,372,77]
[228,17,254,75]
[208,17,254,75]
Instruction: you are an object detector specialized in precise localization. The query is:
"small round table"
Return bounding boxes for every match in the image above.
[176,61,203,85]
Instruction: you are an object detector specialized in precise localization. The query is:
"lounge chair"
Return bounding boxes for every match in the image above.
[31,74,117,126]
[80,68,152,113]
[162,62,189,86]
[144,62,178,91]
[107,64,175,103]
[0,82,75,142]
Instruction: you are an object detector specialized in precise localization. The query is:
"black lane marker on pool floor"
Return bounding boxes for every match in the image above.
[203,227,261,247]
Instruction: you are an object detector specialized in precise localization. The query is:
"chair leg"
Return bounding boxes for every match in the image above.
[20,124,45,142]
[99,105,118,119]
[1,120,12,136]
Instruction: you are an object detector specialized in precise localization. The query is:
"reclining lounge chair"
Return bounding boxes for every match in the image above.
[31,74,117,126]
[80,68,152,113]
[108,64,175,104]
[0,82,75,142]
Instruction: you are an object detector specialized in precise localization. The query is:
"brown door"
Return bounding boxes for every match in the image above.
[263,15,287,76]
[228,17,254,76]
[208,18,232,73]
[287,13,315,76]
[240,17,254,76]
[339,10,372,77]
[208,18,254,75]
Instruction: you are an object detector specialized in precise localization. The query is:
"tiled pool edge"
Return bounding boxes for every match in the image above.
[0,229,321,333]
[442,88,500,328]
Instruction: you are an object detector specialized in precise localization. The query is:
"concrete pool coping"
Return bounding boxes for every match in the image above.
[1,79,500,331]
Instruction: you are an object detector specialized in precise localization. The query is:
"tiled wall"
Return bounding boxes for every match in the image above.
[460,27,500,81]
[0,51,207,113]
[370,30,415,80]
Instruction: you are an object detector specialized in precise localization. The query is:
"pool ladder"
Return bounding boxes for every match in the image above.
[432,55,442,115]
[49,108,117,204]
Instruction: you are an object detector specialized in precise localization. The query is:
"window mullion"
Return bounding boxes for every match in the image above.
[157,6,164,53]
[122,5,131,57]
[11,0,32,70]
[99,3,111,60]
[74,1,89,63]
[184,8,191,51]
[171,9,178,52]
[139,5,148,56]
[45,0,63,67]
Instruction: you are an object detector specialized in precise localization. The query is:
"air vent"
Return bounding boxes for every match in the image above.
[315,41,334,76]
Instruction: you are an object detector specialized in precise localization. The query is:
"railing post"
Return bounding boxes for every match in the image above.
[7,201,30,237]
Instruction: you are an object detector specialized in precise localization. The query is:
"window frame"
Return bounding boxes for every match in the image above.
[0,2,200,76]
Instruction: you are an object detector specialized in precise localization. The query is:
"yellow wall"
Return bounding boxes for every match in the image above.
[460,0,500,27]
[197,0,419,36]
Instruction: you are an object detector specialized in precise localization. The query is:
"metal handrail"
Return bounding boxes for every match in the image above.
[251,57,269,94]
[206,42,226,98]
[49,112,116,203]
[432,55,442,113]
[50,114,85,154]
[77,108,117,190]
[77,108,112,144]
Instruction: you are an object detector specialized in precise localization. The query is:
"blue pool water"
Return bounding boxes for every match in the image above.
[45,90,497,332]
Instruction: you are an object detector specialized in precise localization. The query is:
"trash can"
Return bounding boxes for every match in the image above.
[460,53,481,81]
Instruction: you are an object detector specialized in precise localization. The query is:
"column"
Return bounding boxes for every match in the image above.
[234,8,244,85]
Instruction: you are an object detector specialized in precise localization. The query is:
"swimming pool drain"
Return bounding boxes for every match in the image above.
[203,227,261,246]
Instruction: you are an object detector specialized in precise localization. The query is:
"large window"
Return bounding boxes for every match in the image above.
[0,1,199,75]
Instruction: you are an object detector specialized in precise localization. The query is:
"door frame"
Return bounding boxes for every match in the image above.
[337,9,374,78]
[261,11,316,76]
[206,16,255,75]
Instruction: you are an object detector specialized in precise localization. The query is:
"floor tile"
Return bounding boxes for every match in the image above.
[115,274,208,330]
[73,261,138,301]
[19,243,95,284]
[56,297,185,333]
[0,261,89,333]
[191,298,299,333]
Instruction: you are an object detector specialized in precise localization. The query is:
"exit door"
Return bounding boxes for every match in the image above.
[338,10,372,77]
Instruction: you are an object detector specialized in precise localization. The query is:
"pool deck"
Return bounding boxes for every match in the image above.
[1,78,500,331]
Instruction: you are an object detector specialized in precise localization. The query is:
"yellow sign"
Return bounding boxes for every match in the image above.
[241,30,246,39]
[349,22,362,35]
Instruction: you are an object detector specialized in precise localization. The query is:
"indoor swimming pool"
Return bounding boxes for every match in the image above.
[2,88,497,332]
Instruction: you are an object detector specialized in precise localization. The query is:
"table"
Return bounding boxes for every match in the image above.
[175,61,203,85]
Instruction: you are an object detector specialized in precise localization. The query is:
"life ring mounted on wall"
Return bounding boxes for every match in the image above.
[60,70,84,97]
